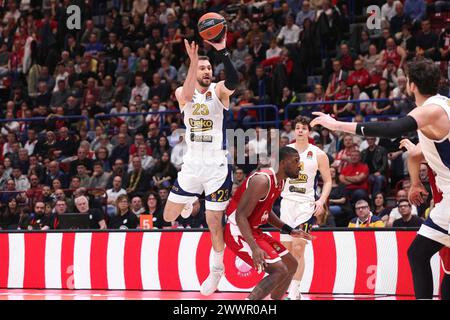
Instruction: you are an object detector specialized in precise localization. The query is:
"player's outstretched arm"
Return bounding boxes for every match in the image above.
[177,40,199,108]
[205,35,238,102]
[235,174,270,272]
[310,104,446,139]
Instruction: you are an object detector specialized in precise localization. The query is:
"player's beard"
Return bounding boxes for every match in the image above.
[198,78,211,88]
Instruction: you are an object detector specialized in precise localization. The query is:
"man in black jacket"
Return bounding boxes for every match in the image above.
[361,137,388,198]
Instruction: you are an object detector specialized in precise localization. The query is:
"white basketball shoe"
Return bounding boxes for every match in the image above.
[200,267,224,296]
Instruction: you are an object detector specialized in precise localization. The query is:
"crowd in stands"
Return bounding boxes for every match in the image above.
[0,0,448,230]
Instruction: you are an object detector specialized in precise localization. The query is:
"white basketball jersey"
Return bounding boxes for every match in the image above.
[281,143,319,202]
[182,83,228,161]
[417,94,450,195]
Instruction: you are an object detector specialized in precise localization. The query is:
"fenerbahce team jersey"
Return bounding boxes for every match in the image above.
[417,94,450,195]
[281,143,319,202]
[181,83,228,161]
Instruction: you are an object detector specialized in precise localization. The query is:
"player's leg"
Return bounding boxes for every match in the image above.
[407,234,443,299]
[286,238,307,300]
[163,200,190,222]
[270,252,298,300]
[247,234,293,300]
[439,247,450,300]
[164,164,202,222]
[200,211,226,296]
[441,274,450,300]
[248,261,290,300]
[200,165,232,296]
[280,199,312,300]
[206,209,226,263]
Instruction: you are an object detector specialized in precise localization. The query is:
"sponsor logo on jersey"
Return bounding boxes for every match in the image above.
[205,91,212,101]
[289,173,308,184]
[189,118,213,132]
[190,133,213,142]
[261,210,269,224]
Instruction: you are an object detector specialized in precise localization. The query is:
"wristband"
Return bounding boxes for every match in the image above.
[281,224,293,234]
[217,48,239,90]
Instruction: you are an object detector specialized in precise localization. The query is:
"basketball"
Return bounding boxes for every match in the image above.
[197,12,227,43]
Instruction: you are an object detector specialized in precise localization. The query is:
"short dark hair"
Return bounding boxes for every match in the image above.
[198,56,210,61]
[294,115,311,131]
[406,58,440,95]
[93,161,103,168]
[398,199,411,207]
[279,146,298,161]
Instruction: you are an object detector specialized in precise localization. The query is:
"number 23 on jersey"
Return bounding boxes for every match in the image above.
[192,103,209,116]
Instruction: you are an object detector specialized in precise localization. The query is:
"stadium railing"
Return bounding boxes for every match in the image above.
[93,110,179,131]
[236,104,280,128]
[285,97,404,121]
[0,115,91,131]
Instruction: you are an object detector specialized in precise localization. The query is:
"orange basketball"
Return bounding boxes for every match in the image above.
[197,12,227,43]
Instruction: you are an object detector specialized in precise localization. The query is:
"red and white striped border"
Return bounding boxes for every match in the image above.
[0,231,443,295]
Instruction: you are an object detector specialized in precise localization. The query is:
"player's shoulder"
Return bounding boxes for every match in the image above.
[310,144,326,156]
[247,171,271,189]
[174,86,184,99]
[287,143,297,149]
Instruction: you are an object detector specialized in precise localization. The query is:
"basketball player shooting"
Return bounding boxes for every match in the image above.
[163,32,239,296]
[224,146,313,300]
[311,58,450,300]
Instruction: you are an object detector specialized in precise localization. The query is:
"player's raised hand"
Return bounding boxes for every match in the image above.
[311,112,339,131]
[204,33,227,51]
[184,39,199,62]
[290,229,315,241]
[252,247,268,274]
[408,182,429,207]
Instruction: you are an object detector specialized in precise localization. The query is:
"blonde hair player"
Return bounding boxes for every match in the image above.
[163,34,239,296]
[279,116,332,300]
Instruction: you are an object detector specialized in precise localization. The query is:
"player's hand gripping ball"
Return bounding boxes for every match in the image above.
[198,12,227,43]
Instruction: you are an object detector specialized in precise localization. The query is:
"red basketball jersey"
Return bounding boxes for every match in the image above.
[427,165,443,203]
[226,168,285,235]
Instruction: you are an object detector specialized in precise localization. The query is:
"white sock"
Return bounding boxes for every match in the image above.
[212,249,224,270]
[288,280,301,299]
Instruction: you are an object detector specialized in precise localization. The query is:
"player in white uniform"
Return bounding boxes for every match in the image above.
[279,116,332,300]
[164,36,239,296]
[311,58,450,299]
